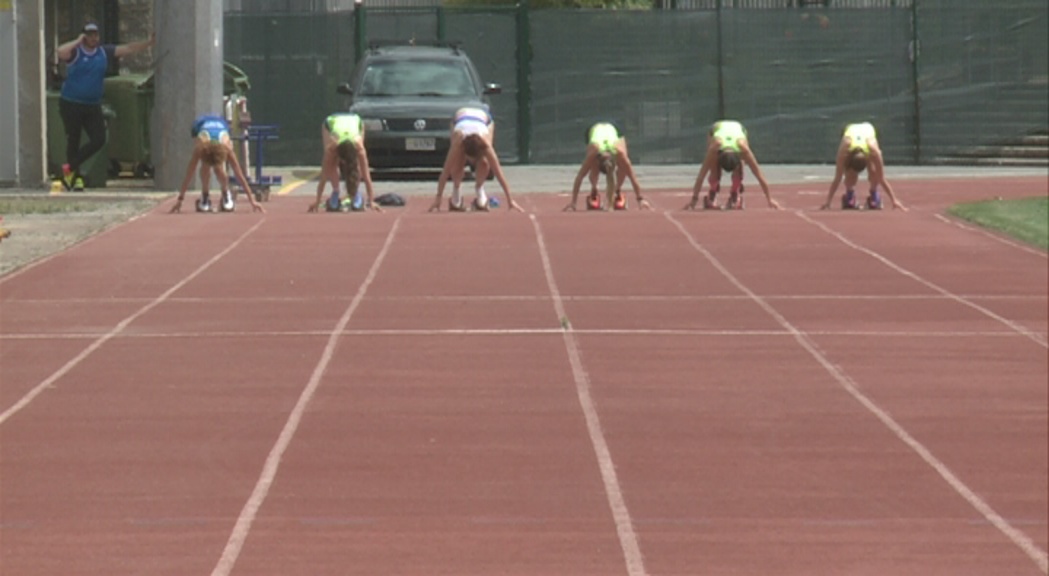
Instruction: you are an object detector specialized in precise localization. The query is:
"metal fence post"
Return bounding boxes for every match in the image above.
[910,0,921,163]
[716,0,725,119]
[436,6,445,42]
[516,0,531,164]
[354,0,367,64]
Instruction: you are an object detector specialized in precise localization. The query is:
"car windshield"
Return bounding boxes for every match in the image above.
[358,59,477,97]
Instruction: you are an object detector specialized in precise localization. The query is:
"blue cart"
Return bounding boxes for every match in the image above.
[233,124,283,201]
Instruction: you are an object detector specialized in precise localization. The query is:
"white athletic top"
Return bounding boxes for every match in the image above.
[453,107,491,137]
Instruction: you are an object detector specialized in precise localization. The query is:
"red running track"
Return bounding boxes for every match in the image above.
[0,177,1046,575]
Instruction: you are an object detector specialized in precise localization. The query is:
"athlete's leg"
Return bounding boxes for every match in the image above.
[473,155,490,208]
[74,105,108,178]
[728,166,745,209]
[445,132,468,210]
[842,169,860,209]
[705,166,722,208]
[866,168,882,209]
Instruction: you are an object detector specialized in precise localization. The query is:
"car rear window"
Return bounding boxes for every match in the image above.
[359,59,476,98]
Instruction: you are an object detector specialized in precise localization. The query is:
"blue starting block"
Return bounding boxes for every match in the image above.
[233,124,283,201]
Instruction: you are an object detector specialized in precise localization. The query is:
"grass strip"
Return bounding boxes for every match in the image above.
[947,196,1048,251]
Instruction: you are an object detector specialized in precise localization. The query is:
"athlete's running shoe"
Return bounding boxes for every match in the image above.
[448,198,467,212]
[866,191,882,210]
[842,189,859,210]
[613,194,627,211]
[727,185,744,210]
[473,197,490,212]
[220,190,235,212]
[587,193,601,211]
[196,196,213,213]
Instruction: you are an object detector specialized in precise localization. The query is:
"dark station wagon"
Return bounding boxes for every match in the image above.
[337,42,502,172]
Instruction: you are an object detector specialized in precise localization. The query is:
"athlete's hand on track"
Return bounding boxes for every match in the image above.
[508,200,525,212]
[169,198,184,213]
[637,197,653,210]
[562,202,577,212]
[307,201,320,213]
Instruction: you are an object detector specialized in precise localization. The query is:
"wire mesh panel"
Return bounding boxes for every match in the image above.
[916,0,1048,162]
[360,8,439,45]
[719,6,915,162]
[226,12,354,164]
[223,1,1047,166]
[443,9,520,162]
[529,10,719,165]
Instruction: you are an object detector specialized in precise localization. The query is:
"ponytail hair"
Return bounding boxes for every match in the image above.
[718,150,740,173]
[847,149,868,172]
[200,142,229,167]
[462,134,486,162]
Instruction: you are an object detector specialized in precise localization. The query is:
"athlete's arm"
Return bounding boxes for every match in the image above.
[56,35,83,62]
[686,141,719,209]
[485,146,522,212]
[171,149,202,213]
[113,33,154,58]
[869,141,905,210]
[741,141,778,209]
[566,146,599,211]
[227,150,264,212]
[822,141,850,210]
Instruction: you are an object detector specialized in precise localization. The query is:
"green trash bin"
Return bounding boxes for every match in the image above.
[94,62,250,180]
[46,91,112,189]
[103,73,154,178]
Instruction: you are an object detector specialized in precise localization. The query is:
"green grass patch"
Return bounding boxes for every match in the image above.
[0,196,144,215]
[947,196,1048,251]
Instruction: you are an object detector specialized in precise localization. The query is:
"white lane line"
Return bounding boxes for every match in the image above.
[1,328,1039,341]
[529,214,647,576]
[795,211,1047,349]
[6,293,1044,305]
[209,217,401,576]
[0,220,265,427]
[933,214,1048,259]
[665,212,1049,574]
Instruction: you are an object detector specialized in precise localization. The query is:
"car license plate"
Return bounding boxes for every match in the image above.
[406,137,435,151]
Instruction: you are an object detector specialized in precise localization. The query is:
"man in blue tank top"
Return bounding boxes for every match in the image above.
[56,22,153,190]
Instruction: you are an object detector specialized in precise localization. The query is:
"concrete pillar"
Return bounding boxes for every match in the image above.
[0,1,16,186]
[151,0,222,190]
[4,0,47,188]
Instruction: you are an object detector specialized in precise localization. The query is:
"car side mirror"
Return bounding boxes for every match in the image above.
[336,83,354,96]
[484,83,502,95]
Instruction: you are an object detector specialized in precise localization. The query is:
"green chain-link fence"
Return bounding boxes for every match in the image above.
[224,0,1047,166]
